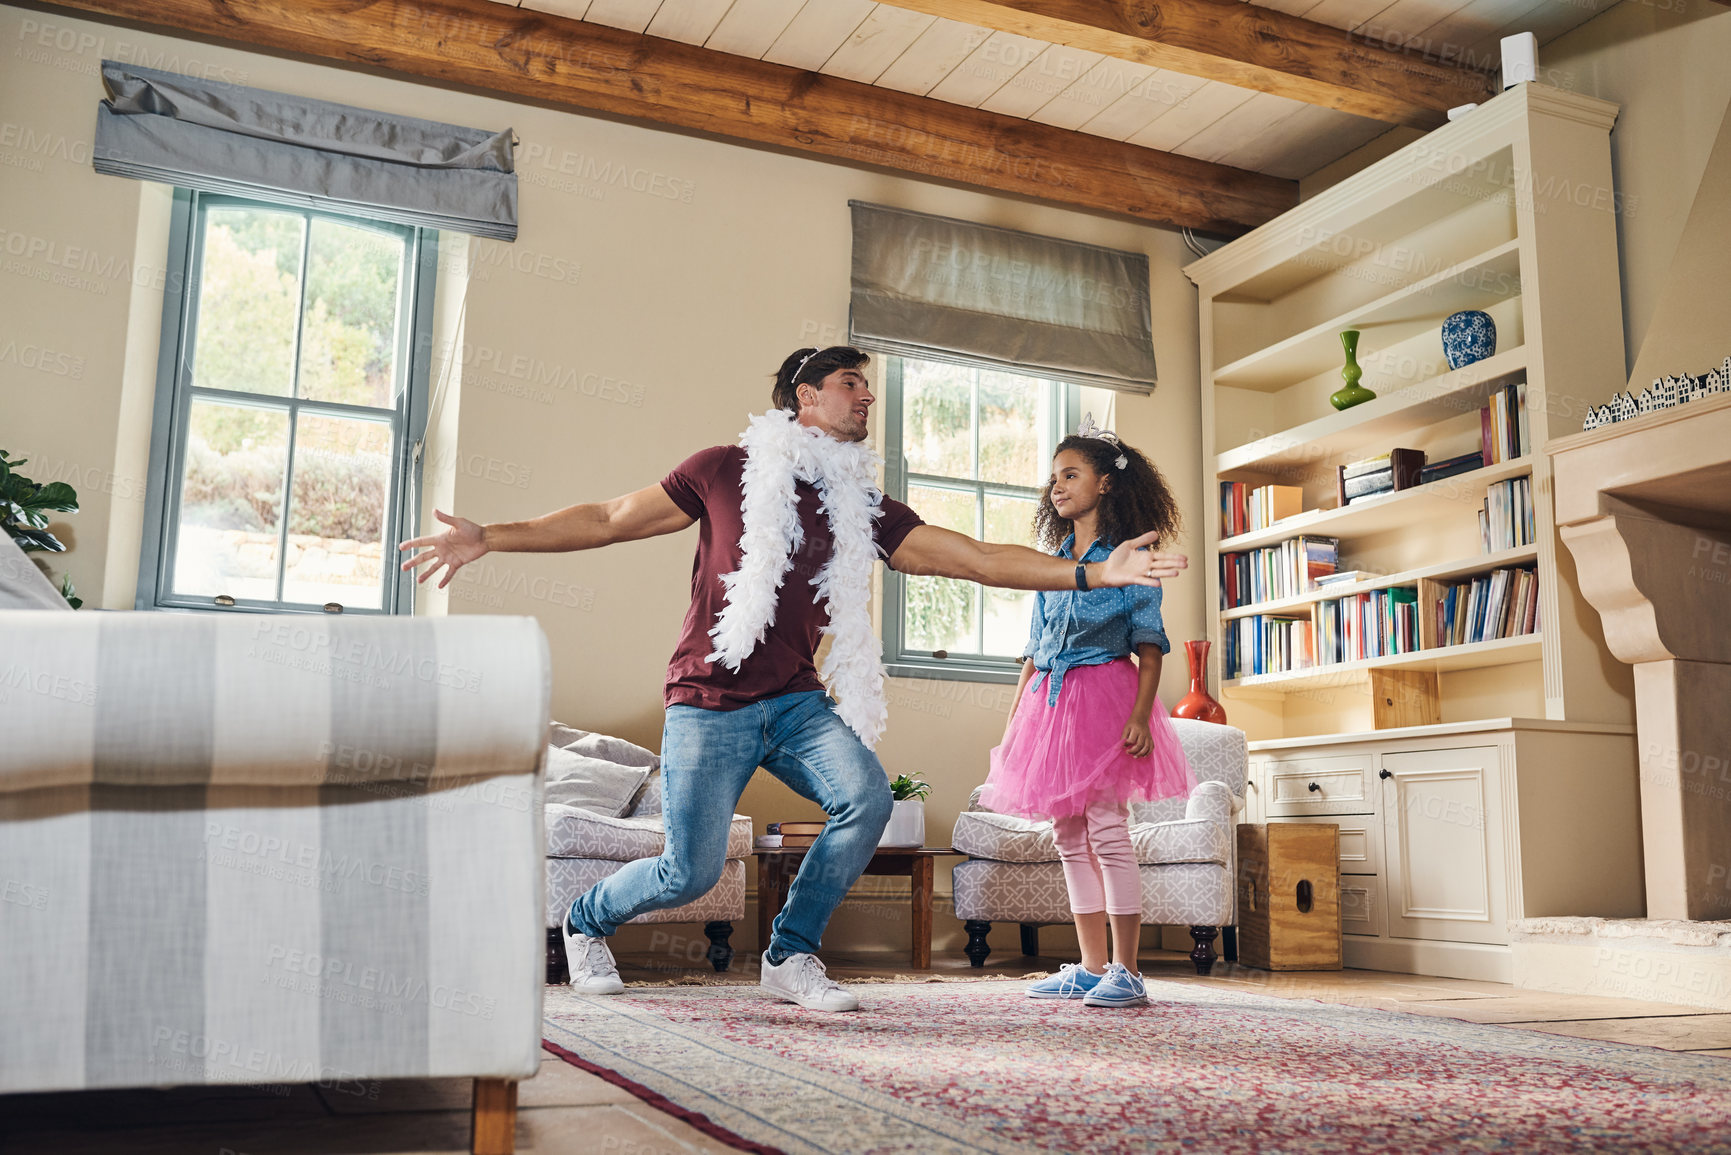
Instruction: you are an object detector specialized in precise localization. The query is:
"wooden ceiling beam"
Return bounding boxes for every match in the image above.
[876,0,1500,128]
[41,0,1296,234]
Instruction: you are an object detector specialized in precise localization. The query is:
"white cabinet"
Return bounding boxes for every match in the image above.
[1248,720,1639,982]
[1380,746,1506,946]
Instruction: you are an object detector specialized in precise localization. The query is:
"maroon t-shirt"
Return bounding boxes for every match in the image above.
[660,445,924,711]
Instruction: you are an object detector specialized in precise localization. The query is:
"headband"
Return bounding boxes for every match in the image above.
[1077,412,1129,470]
[793,348,823,384]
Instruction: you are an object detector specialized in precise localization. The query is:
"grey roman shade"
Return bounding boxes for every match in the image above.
[849,202,1156,392]
[93,61,517,240]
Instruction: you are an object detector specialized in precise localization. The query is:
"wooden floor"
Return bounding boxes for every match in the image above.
[6,949,1729,1154]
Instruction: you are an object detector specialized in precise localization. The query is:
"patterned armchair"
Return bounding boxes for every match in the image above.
[951,719,1248,974]
[543,767,749,979]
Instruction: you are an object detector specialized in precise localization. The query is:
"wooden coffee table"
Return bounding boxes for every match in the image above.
[754,846,961,969]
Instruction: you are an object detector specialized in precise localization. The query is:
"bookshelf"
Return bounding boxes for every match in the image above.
[1180,85,1644,983]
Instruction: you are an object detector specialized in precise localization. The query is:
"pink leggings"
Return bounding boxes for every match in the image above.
[1052,796,1141,916]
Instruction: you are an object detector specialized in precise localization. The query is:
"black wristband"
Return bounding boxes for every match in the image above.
[1074,562,1089,591]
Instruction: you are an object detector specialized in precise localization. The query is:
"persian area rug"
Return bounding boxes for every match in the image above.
[542,979,1731,1155]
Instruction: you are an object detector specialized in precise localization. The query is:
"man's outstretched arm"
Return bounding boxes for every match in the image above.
[888,525,1187,591]
[398,484,694,588]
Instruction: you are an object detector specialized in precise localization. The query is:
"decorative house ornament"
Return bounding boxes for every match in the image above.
[1581,355,1731,431]
[1329,330,1377,411]
[1441,310,1497,369]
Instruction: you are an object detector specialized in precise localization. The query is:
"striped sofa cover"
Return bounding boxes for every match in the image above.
[0,609,550,1115]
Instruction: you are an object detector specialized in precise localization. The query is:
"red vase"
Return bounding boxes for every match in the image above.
[1172,639,1227,724]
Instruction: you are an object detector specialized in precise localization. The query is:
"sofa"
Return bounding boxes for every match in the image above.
[0,534,549,1155]
[951,718,1249,973]
[542,727,748,980]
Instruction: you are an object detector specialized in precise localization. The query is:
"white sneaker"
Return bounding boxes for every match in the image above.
[760,952,860,1012]
[563,925,624,995]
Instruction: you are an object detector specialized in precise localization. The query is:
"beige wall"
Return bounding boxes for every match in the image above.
[0,5,1203,952]
[1303,1,1731,386]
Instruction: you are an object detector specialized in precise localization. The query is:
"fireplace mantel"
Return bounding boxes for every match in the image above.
[1548,391,1731,921]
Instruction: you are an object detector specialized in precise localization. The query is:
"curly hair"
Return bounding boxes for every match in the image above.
[1033,434,1183,554]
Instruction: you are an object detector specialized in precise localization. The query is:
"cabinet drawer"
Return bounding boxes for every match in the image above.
[1340,874,1385,937]
[1276,814,1384,877]
[1264,756,1373,816]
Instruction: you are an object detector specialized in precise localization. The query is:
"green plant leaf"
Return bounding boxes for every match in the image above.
[29,481,78,512]
[59,573,82,610]
[8,527,66,552]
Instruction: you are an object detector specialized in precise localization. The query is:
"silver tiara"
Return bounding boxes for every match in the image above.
[793,348,822,380]
[1077,412,1128,470]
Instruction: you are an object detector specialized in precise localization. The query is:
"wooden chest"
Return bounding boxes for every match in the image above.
[1236,823,1342,971]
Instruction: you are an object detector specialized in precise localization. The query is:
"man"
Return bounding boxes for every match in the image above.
[399,346,1187,1012]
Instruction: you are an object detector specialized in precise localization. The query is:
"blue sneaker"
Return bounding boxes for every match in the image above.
[1082,963,1149,1008]
[1026,963,1106,1000]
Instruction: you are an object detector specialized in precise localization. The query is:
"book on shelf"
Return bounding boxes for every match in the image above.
[1419,450,1487,486]
[1481,380,1531,465]
[1314,585,1420,666]
[766,821,826,836]
[758,833,819,849]
[1479,476,1536,552]
[1435,567,1540,647]
[755,834,782,848]
[1336,448,1424,506]
[1223,613,1313,679]
[1314,569,1373,586]
[1219,536,1338,609]
[1219,482,1304,539]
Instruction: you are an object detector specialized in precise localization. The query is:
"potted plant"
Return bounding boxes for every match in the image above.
[879,772,931,848]
[1,450,82,607]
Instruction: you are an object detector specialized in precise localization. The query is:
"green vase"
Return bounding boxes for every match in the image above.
[1329,330,1377,411]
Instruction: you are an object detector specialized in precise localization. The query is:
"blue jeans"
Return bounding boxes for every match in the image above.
[568,691,893,958]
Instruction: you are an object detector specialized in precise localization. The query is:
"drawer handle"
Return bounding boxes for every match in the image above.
[1307,781,1321,793]
[1379,769,1393,780]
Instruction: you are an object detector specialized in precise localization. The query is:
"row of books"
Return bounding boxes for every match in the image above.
[1222,613,1313,680]
[1221,570,1541,678]
[1481,477,1536,552]
[1219,481,1302,539]
[1314,587,1421,666]
[1437,567,1540,648]
[1219,536,1339,608]
[1483,380,1531,465]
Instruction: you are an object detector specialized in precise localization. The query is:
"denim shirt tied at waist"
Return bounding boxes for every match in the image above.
[1023,535,1171,707]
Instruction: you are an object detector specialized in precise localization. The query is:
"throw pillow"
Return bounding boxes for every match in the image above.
[543,744,649,818]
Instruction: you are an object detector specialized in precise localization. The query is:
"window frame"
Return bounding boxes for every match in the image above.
[136,188,438,616]
[880,354,1081,684]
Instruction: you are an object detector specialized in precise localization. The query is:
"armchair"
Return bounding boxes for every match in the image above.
[951,718,1248,974]
[543,748,748,979]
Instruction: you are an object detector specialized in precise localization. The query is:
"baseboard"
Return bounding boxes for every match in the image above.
[1342,936,1513,983]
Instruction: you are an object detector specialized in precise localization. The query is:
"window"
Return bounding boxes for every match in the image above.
[137,191,437,614]
[882,355,1113,682]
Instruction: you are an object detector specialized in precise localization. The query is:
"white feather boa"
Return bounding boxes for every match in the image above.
[705,410,889,749]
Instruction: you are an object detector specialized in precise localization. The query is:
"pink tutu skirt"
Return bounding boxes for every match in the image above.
[979,658,1196,821]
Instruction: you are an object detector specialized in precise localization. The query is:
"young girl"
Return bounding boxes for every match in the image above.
[979,418,1195,1009]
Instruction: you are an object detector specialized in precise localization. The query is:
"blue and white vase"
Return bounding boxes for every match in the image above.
[1441,310,1496,369]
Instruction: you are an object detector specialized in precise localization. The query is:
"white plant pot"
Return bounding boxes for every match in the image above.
[879,798,925,847]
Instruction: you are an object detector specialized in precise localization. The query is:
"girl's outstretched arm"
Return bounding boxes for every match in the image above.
[1123,644,1163,757]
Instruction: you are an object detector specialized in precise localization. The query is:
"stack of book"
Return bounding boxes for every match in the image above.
[1420,450,1487,486]
[1219,536,1339,608]
[1222,613,1313,679]
[1480,477,1535,551]
[1482,380,1531,464]
[1336,448,1424,506]
[755,821,825,850]
[1314,586,1420,664]
[1219,482,1302,539]
[1436,567,1540,647]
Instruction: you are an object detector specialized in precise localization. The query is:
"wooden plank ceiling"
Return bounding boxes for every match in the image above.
[510,0,1616,178]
